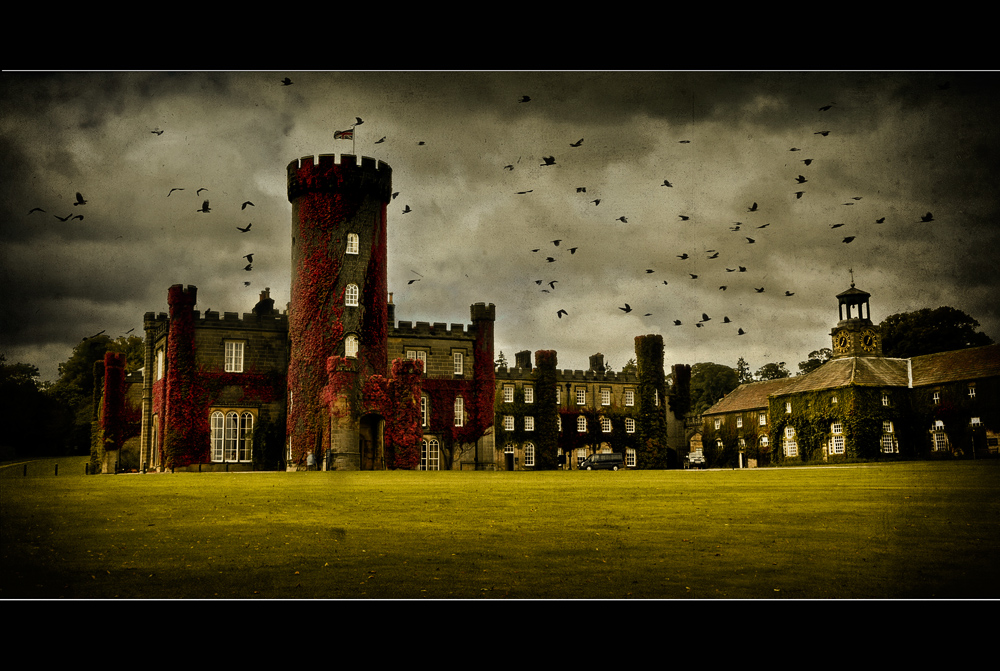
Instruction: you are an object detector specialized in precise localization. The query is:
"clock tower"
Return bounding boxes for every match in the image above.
[830,277,882,359]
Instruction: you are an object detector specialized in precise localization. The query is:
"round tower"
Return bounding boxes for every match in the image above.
[286,154,393,469]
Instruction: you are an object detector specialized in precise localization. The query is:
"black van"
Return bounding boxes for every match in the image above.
[579,453,625,471]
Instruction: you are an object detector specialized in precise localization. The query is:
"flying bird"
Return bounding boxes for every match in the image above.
[244,281,251,287]
[739,266,747,272]
[241,201,255,209]
[795,175,808,184]
[795,191,805,199]
[244,253,254,263]
[802,159,813,166]
[645,269,654,274]
[392,192,400,199]
[748,202,758,212]
[504,165,514,171]
[71,215,83,221]
[619,304,632,313]
[281,77,293,86]
[738,328,746,336]
[402,205,412,214]
[546,257,556,263]
[54,214,72,221]
[678,140,690,144]
[785,291,795,296]
[831,223,844,229]
[616,216,628,223]
[570,139,584,147]
[591,199,601,206]
[700,313,711,322]
[408,279,420,284]
[677,253,689,260]
[746,237,755,244]
[723,317,731,323]
[74,192,87,206]
[876,217,886,224]
[720,286,727,291]
[921,212,934,222]
[843,236,856,244]
[576,187,587,193]
[689,274,699,279]
[755,287,765,293]
[819,103,835,111]
[557,310,568,319]
[168,188,183,196]
[516,190,533,195]
[552,240,561,246]
[28,208,44,214]
[375,136,386,144]
[237,223,252,232]
[662,179,673,187]
[518,95,531,103]
[151,128,164,135]
[83,330,106,341]
[244,264,252,271]
[198,201,211,213]
[815,130,831,136]
[708,252,719,258]
[197,188,208,195]
[674,320,682,326]
[541,156,556,166]
[568,247,578,254]
[678,215,690,221]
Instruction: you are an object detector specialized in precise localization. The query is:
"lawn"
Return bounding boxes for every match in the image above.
[2,458,998,599]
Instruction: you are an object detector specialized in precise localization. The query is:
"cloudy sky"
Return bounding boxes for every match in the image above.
[2,71,998,383]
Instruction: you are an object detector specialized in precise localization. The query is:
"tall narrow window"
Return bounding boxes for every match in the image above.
[225,341,244,373]
[602,417,612,433]
[625,390,634,406]
[503,385,514,403]
[345,334,359,358]
[881,420,898,453]
[453,352,464,375]
[830,421,844,455]
[346,284,359,307]
[346,233,359,254]
[156,349,164,380]
[504,415,514,431]
[783,426,798,457]
[524,416,534,431]
[576,388,586,405]
[524,386,534,404]
[454,396,464,427]
[625,417,635,433]
[421,395,428,427]
[577,415,587,433]
[524,443,535,467]
[421,439,440,471]
[601,389,611,406]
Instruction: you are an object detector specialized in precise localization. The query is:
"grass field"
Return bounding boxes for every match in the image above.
[2,457,998,599]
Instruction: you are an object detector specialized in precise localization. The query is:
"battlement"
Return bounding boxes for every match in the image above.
[391,320,476,339]
[287,153,392,203]
[192,310,289,331]
[167,284,197,308]
[495,365,638,383]
[471,302,496,322]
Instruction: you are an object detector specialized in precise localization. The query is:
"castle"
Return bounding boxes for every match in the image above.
[94,153,689,473]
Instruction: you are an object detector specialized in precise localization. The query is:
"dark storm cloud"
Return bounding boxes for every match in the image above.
[2,71,999,383]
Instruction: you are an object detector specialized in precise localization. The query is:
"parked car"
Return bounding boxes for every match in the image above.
[579,453,625,471]
[685,449,706,469]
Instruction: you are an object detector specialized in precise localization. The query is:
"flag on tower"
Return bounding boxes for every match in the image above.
[334,129,354,140]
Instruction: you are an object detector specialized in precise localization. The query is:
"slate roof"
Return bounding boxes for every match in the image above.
[702,377,799,415]
[909,343,1000,387]
[700,344,1000,416]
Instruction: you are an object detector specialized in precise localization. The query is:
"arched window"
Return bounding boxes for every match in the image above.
[211,410,253,462]
[421,439,440,471]
[524,442,535,467]
[346,233,359,254]
[577,415,587,433]
[346,284,359,307]
[345,334,359,358]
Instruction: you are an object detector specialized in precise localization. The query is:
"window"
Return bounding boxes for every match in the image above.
[739,438,746,449]
[345,334,358,358]
[211,410,253,462]
[832,396,838,405]
[785,402,792,414]
[454,396,464,427]
[736,416,743,428]
[224,341,244,373]
[556,386,561,404]
[969,386,977,399]
[601,389,611,406]
[156,348,164,380]
[971,417,982,426]
[524,443,535,467]
[524,416,534,431]
[626,448,636,468]
[577,415,587,433]
[655,389,659,406]
[602,417,612,433]
[421,395,428,427]
[881,421,898,454]
[759,412,767,426]
[932,391,941,405]
[453,352,464,375]
[625,417,635,434]
[406,350,427,372]
[503,415,514,431]
[576,448,587,467]
[760,435,769,449]
[625,390,634,406]
[830,421,844,455]
[524,386,534,404]
[783,425,798,457]
[420,439,440,471]
[346,284,359,307]
[714,418,721,430]
[576,388,586,405]
[503,385,514,403]
[346,233,359,254]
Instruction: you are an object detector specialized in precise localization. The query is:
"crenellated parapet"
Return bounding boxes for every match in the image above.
[191,310,288,332]
[391,320,477,339]
[287,154,393,203]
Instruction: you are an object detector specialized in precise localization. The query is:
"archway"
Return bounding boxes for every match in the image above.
[359,413,384,470]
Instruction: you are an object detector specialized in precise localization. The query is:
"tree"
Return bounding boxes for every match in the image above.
[879,306,994,358]
[735,357,753,384]
[495,350,508,369]
[755,362,790,381]
[797,348,832,375]
[622,357,637,375]
[0,355,64,457]
[689,362,739,416]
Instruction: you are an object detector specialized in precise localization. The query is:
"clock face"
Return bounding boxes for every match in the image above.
[835,333,851,351]
[861,328,879,352]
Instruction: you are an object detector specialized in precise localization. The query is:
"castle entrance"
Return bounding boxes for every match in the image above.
[359,414,384,470]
